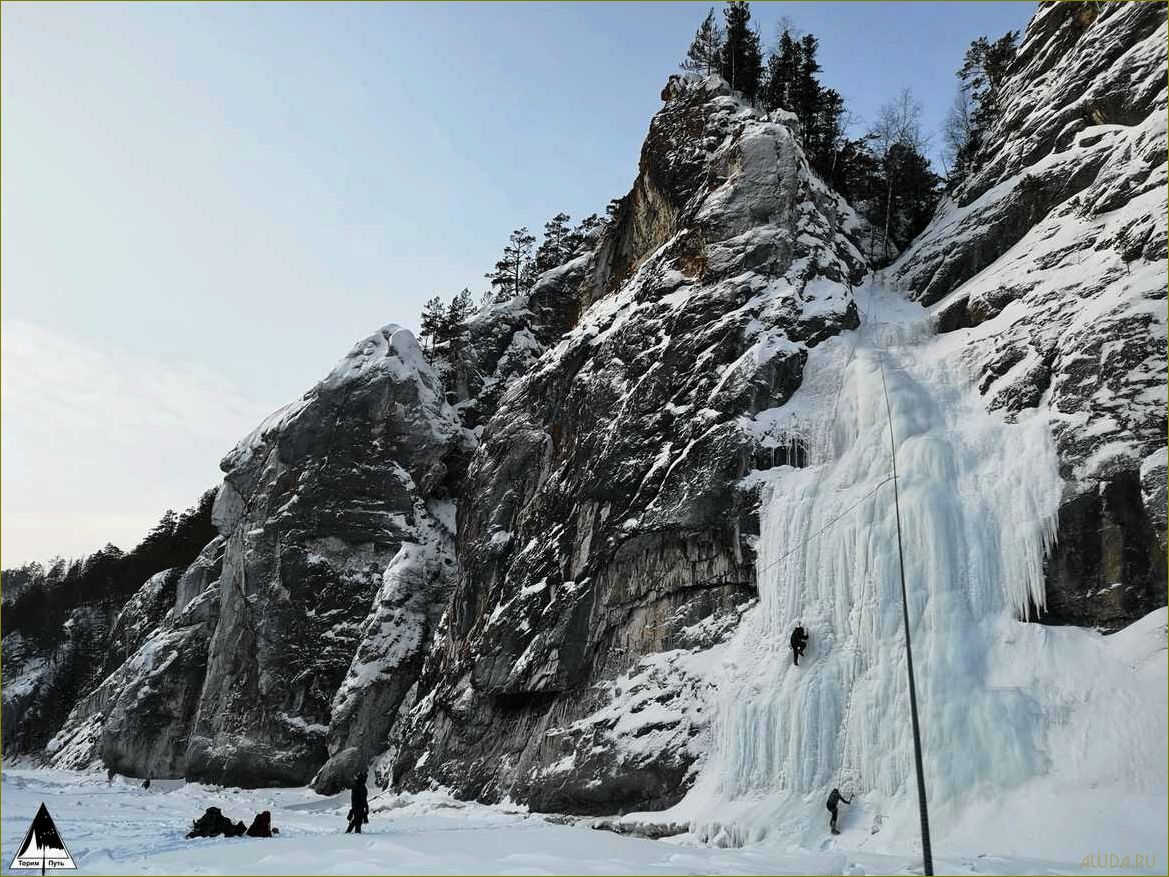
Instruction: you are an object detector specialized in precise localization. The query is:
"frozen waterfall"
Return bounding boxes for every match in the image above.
[691,280,1066,827]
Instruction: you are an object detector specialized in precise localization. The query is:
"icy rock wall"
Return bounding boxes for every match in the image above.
[708,285,1063,809]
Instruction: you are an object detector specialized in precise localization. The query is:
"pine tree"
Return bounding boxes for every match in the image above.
[442,288,474,346]
[762,27,799,112]
[535,212,573,273]
[719,1,762,100]
[813,88,847,184]
[681,8,723,76]
[486,227,536,302]
[885,142,942,245]
[564,213,603,254]
[868,87,929,262]
[418,296,446,351]
[790,34,822,141]
[948,30,1018,182]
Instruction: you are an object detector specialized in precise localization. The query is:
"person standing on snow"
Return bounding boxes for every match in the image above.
[790,623,809,666]
[826,787,852,834]
[346,773,369,834]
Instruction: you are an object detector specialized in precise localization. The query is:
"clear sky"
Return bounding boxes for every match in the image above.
[1,1,1035,566]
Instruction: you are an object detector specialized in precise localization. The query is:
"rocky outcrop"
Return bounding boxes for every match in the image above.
[99,579,221,777]
[5,6,1162,801]
[891,1,1167,629]
[311,512,455,795]
[183,325,464,787]
[43,567,191,771]
[391,75,873,812]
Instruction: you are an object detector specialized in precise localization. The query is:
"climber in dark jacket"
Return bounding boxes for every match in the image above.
[826,787,852,834]
[346,773,369,834]
[790,623,809,666]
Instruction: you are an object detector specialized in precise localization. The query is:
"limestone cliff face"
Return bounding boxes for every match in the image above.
[389,75,873,813]
[891,0,1168,629]
[179,325,464,787]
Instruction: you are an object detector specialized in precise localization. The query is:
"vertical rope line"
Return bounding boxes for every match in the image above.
[875,327,934,876]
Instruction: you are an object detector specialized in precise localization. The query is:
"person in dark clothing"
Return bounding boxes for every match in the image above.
[346,773,369,834]
[246,811,277,838]
[790,623,809,666]
[826,787,852,834]
[142,777,151,790]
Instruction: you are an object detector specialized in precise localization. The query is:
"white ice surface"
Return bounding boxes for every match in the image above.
[2,768,1164,876]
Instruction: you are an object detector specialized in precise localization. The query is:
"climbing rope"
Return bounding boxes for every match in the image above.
[872,289,934,877]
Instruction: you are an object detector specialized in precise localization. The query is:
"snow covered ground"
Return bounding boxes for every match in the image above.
[1,766,1164,876]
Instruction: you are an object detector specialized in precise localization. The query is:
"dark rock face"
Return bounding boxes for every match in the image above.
[7,10,1163,798]
[42,567,188,771]
[392,75,872,812]
[100,581,222,777]
[312,525,455,795]
[1043,471,1167,629]
[185,325,463,787]
[891,1,1167,630]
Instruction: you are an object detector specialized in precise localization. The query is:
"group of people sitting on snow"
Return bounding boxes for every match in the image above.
[181,773,369,839]
[186,807,278,838]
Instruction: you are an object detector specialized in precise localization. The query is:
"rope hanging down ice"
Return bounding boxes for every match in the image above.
[873,287,934,877]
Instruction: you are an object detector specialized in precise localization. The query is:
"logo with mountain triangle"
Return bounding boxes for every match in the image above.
[9,803,77,871]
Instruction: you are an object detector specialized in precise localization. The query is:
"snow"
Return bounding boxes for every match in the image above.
[1,653,47,701]
[3,765,1164,876]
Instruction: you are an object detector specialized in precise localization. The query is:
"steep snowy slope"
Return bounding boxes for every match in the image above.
[892,0,1167,628]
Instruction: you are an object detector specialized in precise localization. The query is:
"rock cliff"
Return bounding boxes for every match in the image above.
[891,0,1167,629]
[390,75,873,812]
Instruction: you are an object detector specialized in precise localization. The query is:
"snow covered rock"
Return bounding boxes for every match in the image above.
[891,1,1167,629]
[393,74,874,812]
[184,325,464,787]
[311,514,456,795]
[42,567,191,772]
[99,580,222,777]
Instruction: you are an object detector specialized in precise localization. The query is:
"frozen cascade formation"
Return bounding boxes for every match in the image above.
[686,279,1066,834]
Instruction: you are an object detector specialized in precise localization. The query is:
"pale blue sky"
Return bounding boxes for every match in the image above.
[1,1,1034,564]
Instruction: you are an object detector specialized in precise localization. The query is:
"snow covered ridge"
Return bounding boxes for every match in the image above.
[892,0,1167,630]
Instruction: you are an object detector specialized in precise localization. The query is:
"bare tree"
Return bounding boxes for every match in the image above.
[942,87,974,180]
[870,87,925,261]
